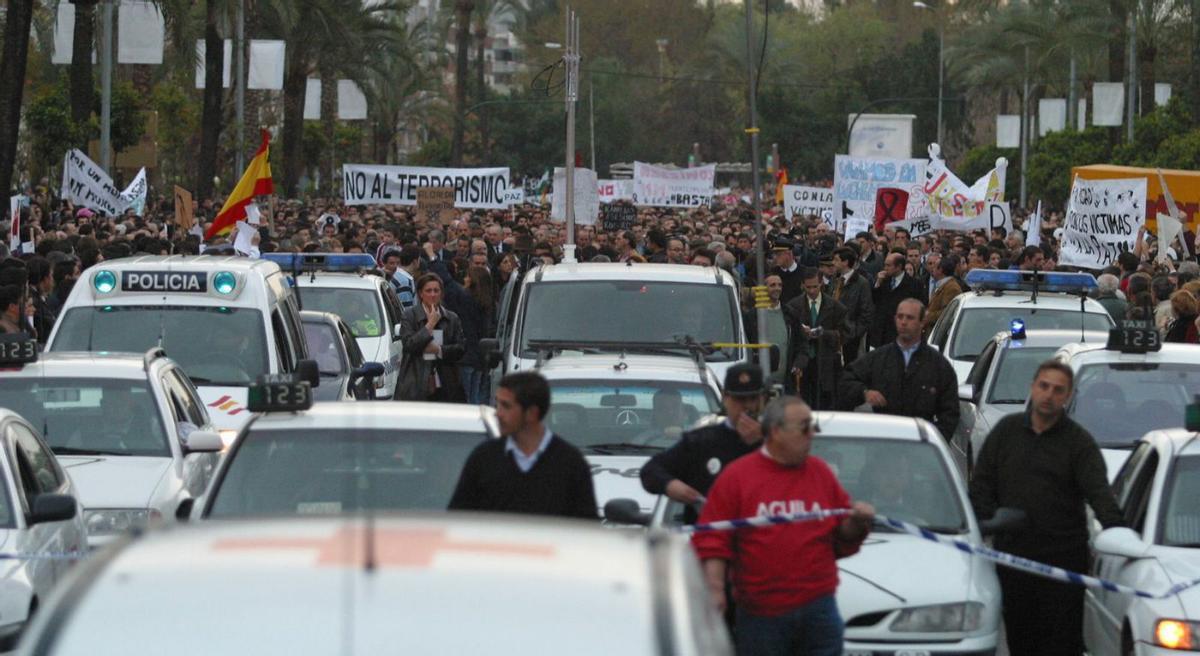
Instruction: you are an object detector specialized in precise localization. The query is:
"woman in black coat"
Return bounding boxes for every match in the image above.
[395,273,466,402]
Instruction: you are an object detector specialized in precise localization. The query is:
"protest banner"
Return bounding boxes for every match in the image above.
[632,162,715,208]
[873,187,911,231]
[1072,164,1200,230]
[551,167,600,225]
[935,202,1013,234]
[342,164,512,209]
[602,203,639,232]
[416,187,457,224]
[1060,177,1147,270]
[923,144,1006,222]
[597,179,634,203]
[501,186,525,205]
[60,149,146,216]
[121,167,148,215]
[783,185,834,225]
[833,155,927,232]
[173,186,195,232]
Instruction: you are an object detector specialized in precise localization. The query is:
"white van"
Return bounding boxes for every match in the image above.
[46,255,318,440]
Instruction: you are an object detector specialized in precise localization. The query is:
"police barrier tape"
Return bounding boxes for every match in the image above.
[680,508,1200,600]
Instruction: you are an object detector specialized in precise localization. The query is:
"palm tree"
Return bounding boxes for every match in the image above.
[0,0,36,196]
[469,0,519,161]
[69,0,97,140]
[197,0,226,200]
[450,0,474,165]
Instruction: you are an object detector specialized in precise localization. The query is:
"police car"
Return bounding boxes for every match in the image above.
[1055,323,1200,479]
[45,255,319,440]
[186,381,498,519]
[953,327,1109,476]
[1085,418,1200,655]
[0,345,224,546]
[16,515,732,655]
[926,269,1115,384]
[0,391,86,649]
[264,253,405,399]
[611,412,1013,654]
[481,263,751,390]
[299,311,384,401]
[532,344,724,520]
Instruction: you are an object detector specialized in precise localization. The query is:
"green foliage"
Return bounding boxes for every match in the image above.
[960,144,1019,200]
[1024,128,1112,208]
[1152,130,1200,170]
[150,75,199,184]
[97,80,148,154]
[410,136,453,167]
[27,79,84,175]
[1110,96,1196,168]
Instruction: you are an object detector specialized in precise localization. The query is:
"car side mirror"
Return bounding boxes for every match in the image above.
[357,362,386,380]
[296,359,320,388]
[978,507,1027,536]
[175,497,195,521]
[479,338,501,370]
[183,430,224,453]
[393,324,403,341]
[604,498,652,527]
[1093,527,1151,559]
[30,493,77,525]
[958,383,976,403]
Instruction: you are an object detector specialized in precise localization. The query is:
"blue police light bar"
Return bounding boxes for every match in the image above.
[262,253,377,272]
[965,269,1097,294]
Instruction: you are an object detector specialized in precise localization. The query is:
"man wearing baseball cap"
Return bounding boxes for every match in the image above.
[641,362,768,523]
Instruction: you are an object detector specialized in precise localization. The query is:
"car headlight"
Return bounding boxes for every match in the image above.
[1155,619,1198,650]
[890,602,984,633]
[84,508,158,536]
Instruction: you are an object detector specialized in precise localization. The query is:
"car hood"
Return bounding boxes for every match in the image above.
[838,532,978,621]
[57,456,172,509]
[197,386,252,432]
[1159,552,1200,618]
[586,455,655,513]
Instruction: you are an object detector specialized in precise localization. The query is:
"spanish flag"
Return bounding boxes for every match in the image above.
[205,130,275,239]
[774,167,788,205]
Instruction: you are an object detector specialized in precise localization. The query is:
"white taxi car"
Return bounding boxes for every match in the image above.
[0,348,224,546]
[1055,323,1200,479]
[926,269,1115,384]
[263,253,405,398]
[1085,425,1200,655]
[46,255,320,440]
[16,515,732,655]
[0,404,86,650]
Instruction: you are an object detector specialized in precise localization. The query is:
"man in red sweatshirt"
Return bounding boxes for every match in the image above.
[693,396,874,656]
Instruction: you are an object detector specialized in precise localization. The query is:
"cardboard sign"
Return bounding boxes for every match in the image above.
[174,186,195,232]
[416,187,457,224]
[602,203,639,233]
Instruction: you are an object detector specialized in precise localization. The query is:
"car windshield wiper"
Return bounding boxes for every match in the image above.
[52,446,128,456]
[319,371,341,377]
[584,442,662,455]
[989,399,1027,405]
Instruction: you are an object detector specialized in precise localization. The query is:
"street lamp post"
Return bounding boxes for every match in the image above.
[913,1,944,147]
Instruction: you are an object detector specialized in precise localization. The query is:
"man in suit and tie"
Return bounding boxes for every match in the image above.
[485,223,509,261]
[829,246,874,367]
[785,268,848,410]
[869,252,926,348]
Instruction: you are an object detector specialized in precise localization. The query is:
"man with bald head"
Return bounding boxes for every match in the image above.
[868,251,924,348]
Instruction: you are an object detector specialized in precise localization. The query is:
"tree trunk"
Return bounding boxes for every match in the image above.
[1109,0,1126,84]
[320,74,336,196]
[1192,0,1200,125]
[475,23,488,162]
[0,0,35,197]
[280,47,308,196]
[197,0,224,201]
[1139,43,1156,116]
[450,0,474,166]
[69,0,97,142]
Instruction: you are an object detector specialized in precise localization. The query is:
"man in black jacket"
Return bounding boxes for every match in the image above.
[829,246,874,366]
[839,298,959,439]
[449,372,597,519]
[784,268,848,409]
[868,252,925,348]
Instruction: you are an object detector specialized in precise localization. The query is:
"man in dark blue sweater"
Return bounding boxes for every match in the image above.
[449,372,597,519]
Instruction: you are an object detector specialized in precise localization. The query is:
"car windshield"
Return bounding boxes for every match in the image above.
[1070,362,1200,448]
[1162,456,1200,547]
[0,477,12,528]
[520,281,739,361]
[546,380,722,451]
[812,436,967,533]
[986,346,1056,404]
[0,378,170,457]
[205,429,486,517]
[51,306,269,386]
[299,287,385,338]
[302,321,345,375]
[950,308,1112,360]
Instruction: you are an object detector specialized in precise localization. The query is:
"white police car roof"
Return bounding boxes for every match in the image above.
[249,401,498,434]
[1144,428,1200,457]
[812,411,935,442]
[960,288,1111,314]
[537,352,713,383]
[1056,341,1200,363]
[530,262,737,286]
[88,254,281,274]
[25,515,665,655]
[990,329,1112,349]
[290,271,387,290]
[3,351,164,380]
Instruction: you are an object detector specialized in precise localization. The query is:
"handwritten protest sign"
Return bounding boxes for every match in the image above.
[602,203,638,232]
[833,155,927,232]
[1060,177,1147,270]
[783,185,834,225]
[923,145,1006,222]
[60,149,147,216]
[632,162,715,208]
[416,187,457,223]
[342,164,512,209]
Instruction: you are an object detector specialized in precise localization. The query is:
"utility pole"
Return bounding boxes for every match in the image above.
[745,0,769,375]
[236,0,246,172]
[99,0,113,173]
[589,78,596,172]
[1126,10,1137,141]
[1019,45,1029,208]
[561,8,580,263]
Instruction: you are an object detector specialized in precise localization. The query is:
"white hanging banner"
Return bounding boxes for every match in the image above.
[996,115,1020,148]
[337,80,368,120]
[1038,98,1066,136]
[248,40,286,90]
[1154,83,1172,107]
[597,179,634,203]
[1077,99,1087,130]
[195,39,232,89]
[342,164,512,209]
[783,185,834,225]
[52,4,75,65]
[632,162,715,207]
[1092,83,1125,127]
[551,168,600,225]
[117,1,164,64]
[303,78,321,120]
[1060,177,1147,270]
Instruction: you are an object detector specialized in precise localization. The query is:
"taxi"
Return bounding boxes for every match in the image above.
[0,395,86,649]
[1055,322,1200,478]
[611,411,1015,654]
[263,253,405,399]
[45,255,319,439]
[0,345,224,546]
[926,269,1115,384]
[1085,417,1200,655]
[16,515,732,655]
[953,326,1108,476]
[532,344,724,521]
[186,381,498,519]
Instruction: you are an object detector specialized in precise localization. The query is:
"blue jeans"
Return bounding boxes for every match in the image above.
[735,594,844,656]
[460,366,485,405]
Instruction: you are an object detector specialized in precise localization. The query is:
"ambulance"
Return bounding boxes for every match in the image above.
[45,256,318,442]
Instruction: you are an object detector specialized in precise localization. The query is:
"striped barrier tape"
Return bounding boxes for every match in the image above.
[679,508,1200,600]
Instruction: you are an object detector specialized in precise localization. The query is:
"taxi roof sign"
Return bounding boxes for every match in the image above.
[1106,320,1163,354]
[965,269,1097,295]
[262,253,377,273]
[247,375,313,413]
[0,334,38,366]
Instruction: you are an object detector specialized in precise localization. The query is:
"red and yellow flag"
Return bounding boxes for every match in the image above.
[774,168,789,205]
[206,130,275,239]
